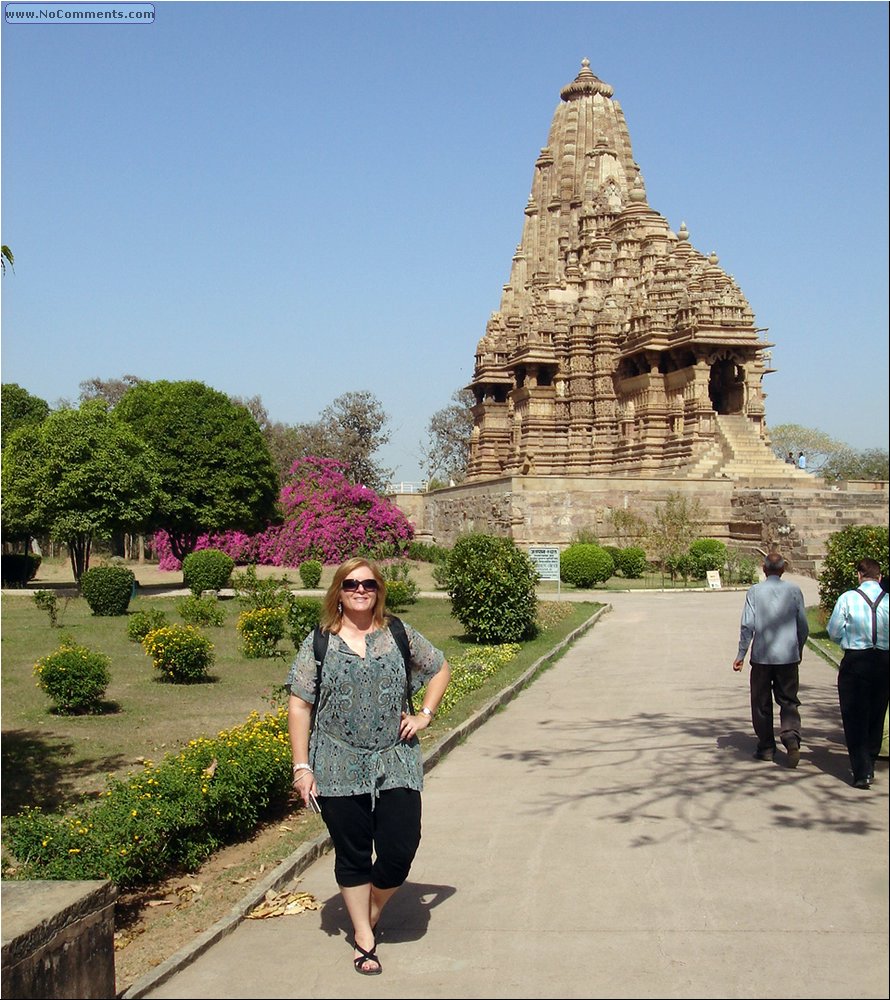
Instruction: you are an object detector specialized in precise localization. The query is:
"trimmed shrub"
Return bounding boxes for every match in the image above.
[688,538,728,579]
[380,560,418,611]
[560,543,615,588]
[603,545,622,567]
[298,560,322,589]
[182,548,234,596]
[177,594,227,628]
[126,608,169,643]
[287,597,322,648]
[447,533,538,643]
[819,525,889,612]
[80,565,135,616]
[616,546,648,579]
[1,553,41,588]
[143,625,214,683]
[237,607,288,658]
[34,637,110,714]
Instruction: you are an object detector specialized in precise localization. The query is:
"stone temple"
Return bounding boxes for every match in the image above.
[401,61,887,572]
[467,59,799,482]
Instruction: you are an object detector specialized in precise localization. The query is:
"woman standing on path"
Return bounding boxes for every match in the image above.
[286,558,450,975]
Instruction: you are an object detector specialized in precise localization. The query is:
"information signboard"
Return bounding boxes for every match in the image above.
[528,546,561,582]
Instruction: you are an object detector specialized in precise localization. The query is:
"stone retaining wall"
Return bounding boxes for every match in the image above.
[1,880,117,999]
[397,476,889,576]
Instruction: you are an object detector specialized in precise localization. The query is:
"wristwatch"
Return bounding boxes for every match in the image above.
[420,706,435,720]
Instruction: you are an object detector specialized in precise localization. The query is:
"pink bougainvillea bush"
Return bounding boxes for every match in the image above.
[156,457,413,569]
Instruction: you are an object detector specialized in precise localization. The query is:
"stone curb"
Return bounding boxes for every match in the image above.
[119,604,608,999]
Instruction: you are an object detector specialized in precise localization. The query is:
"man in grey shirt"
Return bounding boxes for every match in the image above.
[733,552,809,766]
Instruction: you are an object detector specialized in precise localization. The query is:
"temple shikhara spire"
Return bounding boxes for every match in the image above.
[466,60,790,481]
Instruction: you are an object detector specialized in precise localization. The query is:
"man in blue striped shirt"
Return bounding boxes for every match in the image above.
[827,558,889,789]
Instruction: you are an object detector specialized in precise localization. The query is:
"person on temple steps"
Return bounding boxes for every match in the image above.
[827,558,889,789]
[733,551,809,766]
[286,558,450,975]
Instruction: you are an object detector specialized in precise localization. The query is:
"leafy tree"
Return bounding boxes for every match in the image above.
[79,374,143,407]
[818,525,889,613]
[1,245,13,275]
[648,493,705,575]
[232,393,306,483]
[820,447,889,483]
[608,506,649,543]
[1,400,161,581]
[1,383,50,447]
[317,390,393,492]
[115,380,279,563]
[768,423,844,474]
[234,391,393,490]
[421,388,474,485]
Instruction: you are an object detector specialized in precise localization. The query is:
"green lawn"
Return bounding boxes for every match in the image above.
[1,591,601,817]
[805,604,841,665]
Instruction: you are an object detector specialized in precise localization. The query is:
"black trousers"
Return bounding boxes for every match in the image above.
[837,647,890,782]
[750,661,801,752]
[319,788,422,889]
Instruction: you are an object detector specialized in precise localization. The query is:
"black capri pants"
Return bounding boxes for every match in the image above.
[319,787,422,889]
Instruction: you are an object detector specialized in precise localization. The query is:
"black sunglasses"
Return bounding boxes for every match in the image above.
[341,578,380,593]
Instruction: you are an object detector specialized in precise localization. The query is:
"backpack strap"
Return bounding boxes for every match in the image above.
[311,618,414,721]
[388,616,414,714]
[311,626,330,726]
[855,588,887,647]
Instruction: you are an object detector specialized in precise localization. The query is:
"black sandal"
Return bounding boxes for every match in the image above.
[353,941,382,976]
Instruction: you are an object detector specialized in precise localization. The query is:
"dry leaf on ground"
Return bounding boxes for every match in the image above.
[247,889,320,919]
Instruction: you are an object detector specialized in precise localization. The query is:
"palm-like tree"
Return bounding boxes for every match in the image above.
[1,245,13,274]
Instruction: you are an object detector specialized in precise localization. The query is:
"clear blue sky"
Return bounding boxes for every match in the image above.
[2,1,888,483]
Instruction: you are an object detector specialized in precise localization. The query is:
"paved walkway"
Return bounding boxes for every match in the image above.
[130,577,888,999]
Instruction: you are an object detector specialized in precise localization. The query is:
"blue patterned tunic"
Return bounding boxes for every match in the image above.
[285,621,445,798]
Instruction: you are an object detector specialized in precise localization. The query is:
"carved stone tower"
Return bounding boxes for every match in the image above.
[466,60,792,482]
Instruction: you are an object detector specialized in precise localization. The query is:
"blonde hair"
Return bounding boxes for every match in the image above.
[320,558,388,633]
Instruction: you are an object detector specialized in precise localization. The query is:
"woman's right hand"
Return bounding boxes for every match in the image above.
[292,769,318,807]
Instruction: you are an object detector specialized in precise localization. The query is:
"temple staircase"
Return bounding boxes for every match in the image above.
[686,414,816,484]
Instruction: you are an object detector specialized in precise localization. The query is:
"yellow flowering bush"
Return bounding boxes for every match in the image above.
[142,624,214,682]
[418,644,520,718]
[237,607,287,658]
[34,637,111,714]
[2,710,292,886]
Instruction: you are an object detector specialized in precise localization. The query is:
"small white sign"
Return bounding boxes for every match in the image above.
[528,546,560,582]
[706,570,722,589]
